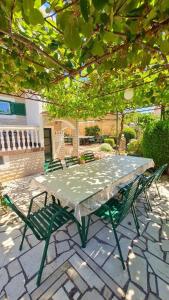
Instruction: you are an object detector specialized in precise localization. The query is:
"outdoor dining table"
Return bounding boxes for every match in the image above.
[32,155,154,247]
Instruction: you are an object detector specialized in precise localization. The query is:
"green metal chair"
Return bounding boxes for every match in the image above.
[65,156,79,167]
[3,192,75,286]
[83,151,95,163]
[141,164,168,200]
[44,158,63,174]
[120,164,168,212]
[94,176,141,269]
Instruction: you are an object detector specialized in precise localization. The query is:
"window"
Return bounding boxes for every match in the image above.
[0,100,26,116]
[0,101,11,115]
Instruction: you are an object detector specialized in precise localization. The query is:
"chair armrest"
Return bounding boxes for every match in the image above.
[28,191,48,215]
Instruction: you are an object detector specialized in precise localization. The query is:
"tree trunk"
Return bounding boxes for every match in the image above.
[117,112,125,151]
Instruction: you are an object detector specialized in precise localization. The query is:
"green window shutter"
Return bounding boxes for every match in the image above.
[11,102,26,116]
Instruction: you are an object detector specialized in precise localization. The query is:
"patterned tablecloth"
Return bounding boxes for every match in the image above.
[32,155,154,222]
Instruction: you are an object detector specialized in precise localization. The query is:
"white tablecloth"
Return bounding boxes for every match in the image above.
[32,155,154,222]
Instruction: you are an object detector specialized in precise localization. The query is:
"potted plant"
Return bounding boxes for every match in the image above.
[79,155,86,164]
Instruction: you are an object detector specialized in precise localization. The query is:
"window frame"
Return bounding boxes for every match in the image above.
[0,100,12,115]
[0,99,26,116]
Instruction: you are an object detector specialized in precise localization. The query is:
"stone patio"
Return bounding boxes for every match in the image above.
[0,175,169,300]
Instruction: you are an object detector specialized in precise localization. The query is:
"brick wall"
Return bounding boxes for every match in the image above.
[0,150,44,183]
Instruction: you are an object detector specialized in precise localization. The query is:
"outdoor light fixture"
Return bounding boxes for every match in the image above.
[124,88,134,100]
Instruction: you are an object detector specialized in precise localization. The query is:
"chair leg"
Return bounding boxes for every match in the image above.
[144,190,152,211]
[112,224,125,270]
[131,206,140,236]
[37,238,50,287]
[155,182,161,200]
[19,224,27,251]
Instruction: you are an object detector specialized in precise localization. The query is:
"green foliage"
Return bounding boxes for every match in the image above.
[0,1,169,119]
[123,127,136,143]
[138,114,157,129]
[0,184,7,208]
[142,120,169,167]
[100,143,112,152]
[85,125,100,136]
[127,139,143,156]
[104,138,115,148]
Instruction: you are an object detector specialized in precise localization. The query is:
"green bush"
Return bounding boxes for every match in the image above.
[104,138,115,148]
[85,125,100,136]
[127,139,142,156]
[142,120,169,168]
[100,143,112,152]
[123,127,136,143]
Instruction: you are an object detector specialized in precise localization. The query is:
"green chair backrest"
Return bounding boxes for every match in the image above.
[44,159,63,173]
[83,151,95,163]
[65,156,79,167]
[154,164,168,181]
[117,176,141,224]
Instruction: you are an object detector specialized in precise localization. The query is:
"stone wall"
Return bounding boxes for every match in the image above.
[0,150,44,183]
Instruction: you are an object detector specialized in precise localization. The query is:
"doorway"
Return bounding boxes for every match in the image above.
[44,128,52,161]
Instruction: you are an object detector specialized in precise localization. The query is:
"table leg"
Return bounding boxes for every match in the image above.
[78,216,91,248]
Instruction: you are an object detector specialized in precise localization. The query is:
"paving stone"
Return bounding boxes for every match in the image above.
[73,291,80,300]
[148,240,163,259]
[116,224,136,239]
[125,282,146,300]
[0,235,29,268]
[74,245,125,299]
[0,268,8,293]
[69,253,104,291]
[149,273,157,294]
[147,293,160,300]
[7,259,22,277]
[96,226,117,246]
[103,256,129,288]
[114,237,132,261]
[83,238,113,266]
[129,254,147,292]
[67,222,78,236]
[19,293,31,300]
[67,267,88,293]
[103,285,112,299]
[146,222,161,241]
[5,273,26,300]
[145,252,169,283]
[64,280,74,293]
[72,220,105,245]
[27,234,40,247]
[57,241,70,254]
[165,253,169,263]
[157,277,169,300]
[52,287,69,300]
[161,239,169,251]
[19,241,45,279]
[55,231,69,241]
[38,274,68,300]
[30,261,70,299]
[132,246,143,257]
[80,289,104,300]
[133,238,146,250]
[47,242,56,263]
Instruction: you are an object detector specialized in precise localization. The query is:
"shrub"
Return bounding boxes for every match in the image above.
[104,138,115,148]
[123,127,136,144]
[100,143,112,152]
[142,120,169,168]
[85,125,100,136]
[127,139,143,156]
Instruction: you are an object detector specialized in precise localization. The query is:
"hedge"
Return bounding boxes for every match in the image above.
[123,127,136,144]
[142,120,169,168]
[104,138,115,148]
